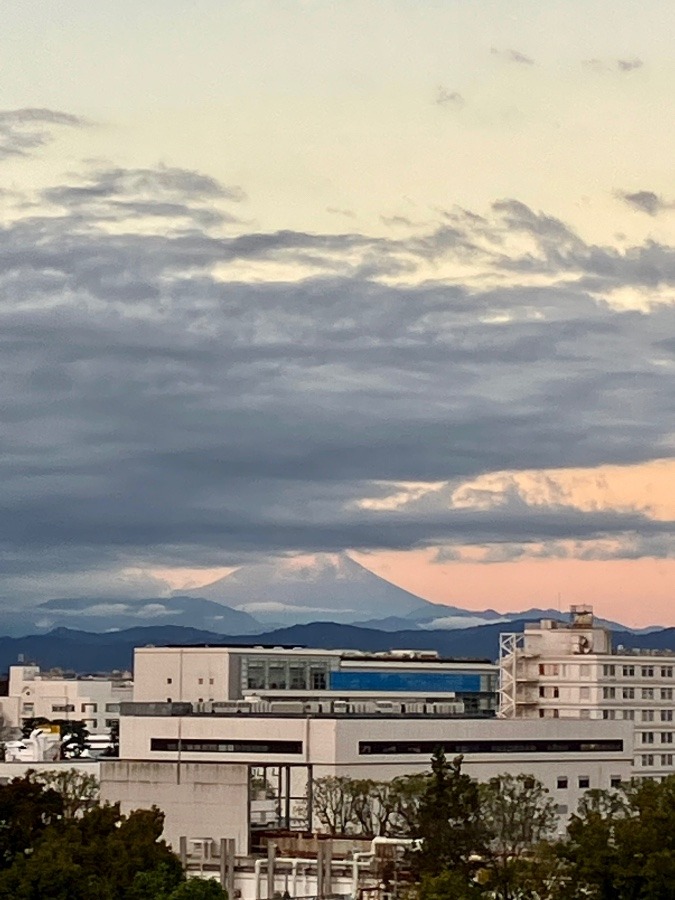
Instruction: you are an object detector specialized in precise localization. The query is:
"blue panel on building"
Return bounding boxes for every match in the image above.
[328,671,482,693]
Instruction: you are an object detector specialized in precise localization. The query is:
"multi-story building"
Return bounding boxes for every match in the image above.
[99,641,634,855]
[5,665,133,736]
[499,605,675,779]
[133,644,499,717]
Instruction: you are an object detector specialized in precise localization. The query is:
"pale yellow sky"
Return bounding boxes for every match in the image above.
[0,0,673,624]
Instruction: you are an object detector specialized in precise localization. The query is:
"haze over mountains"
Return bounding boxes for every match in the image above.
[0,552,648,638]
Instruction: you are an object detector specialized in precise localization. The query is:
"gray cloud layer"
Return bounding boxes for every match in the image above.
[0,131,674,600]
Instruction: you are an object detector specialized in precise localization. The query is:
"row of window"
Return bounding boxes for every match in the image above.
[641,754,675,767]
[603,687,673,700]
[150,738,302,754]
[603,665,674,678]
[640,732,675,745]
[557,775,622,790]
[49,703,119,714]
[602,710,675,722]
[359,739,624,755]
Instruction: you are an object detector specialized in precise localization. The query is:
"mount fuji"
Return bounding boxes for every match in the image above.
[185,552,446,627]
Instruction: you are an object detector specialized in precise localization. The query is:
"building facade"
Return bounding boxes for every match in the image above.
[133,645,498,716]
[6,665,133,736]
[499,606,675,779]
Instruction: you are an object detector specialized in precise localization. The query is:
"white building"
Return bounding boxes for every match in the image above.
[132,644,498,716]
[100,641,633,856]
[499,606,675,779]
[5,665,133,736]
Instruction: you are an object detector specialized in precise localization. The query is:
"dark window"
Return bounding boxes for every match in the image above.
[359,739,624,755]
[557,777,568,789]
[610,776,622,789]
[578,776,590,789]
[150,738,302,754]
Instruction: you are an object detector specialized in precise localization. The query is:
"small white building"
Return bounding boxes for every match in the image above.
[499,606,675,779]
[6,665,132,736]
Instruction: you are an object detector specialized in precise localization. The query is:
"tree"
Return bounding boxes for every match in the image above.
[27,768,100,818]
[312,776,356,834]
[412,751,488,881]
[0,774,63,870]
[479,774,558,900]
[418,870,484,900]
[561,777,675,900]
[168,880,228,899]
[389,772,429,835]
[0,804,184,899]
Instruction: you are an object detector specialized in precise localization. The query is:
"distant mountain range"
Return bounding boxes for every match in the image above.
[0,552,641,638]
[1,620,675,673]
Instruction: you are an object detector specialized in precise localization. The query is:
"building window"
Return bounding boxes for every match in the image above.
[603,710,616,720]
[539,686,546,697]
[310,667,327,690]
[661,667,673,679]
[167,697,172,703]
[209,678,214,686]
[556,804,568,815]
[642,710,654,722]
[81,703,98,713]
[105,719,117,728]
[557,777,568,789]
[661,688,673,701]
[578,777,590,789]
[642,755,654,767]
[623,688,635,699]
[105,703,120,713]
[610,776,622,789]
[641,732,655,744]
[661,710,673,722]
[661,733,674,744]
[580,687,590,699]
[661,754,674,767]
[623,710,635,720]
[603,665,616,677]
[51,704,75,713]
[623,666,635,677]
[642,688,655,700]
[268,663,287,690]
[246,661,266,691]
[603,687,616,699]
[580,709,591,719]
[538,710,545,718]
[198,678,204,685]
[641,667,654,678]
[86,719,98,730]
[167,678,172,685]
[289,664,307,690]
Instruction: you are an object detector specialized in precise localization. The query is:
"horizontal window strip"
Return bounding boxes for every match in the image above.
[150,738,302,754]
[359,739,624,755]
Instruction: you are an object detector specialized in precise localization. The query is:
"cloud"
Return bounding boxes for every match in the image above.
[0,108,86,159]
[617,58,643,72]
[618,190,672,216]
[491,48,534,66]
[0,143,673,602]
[582,58,644,74]
[435,86,464,107]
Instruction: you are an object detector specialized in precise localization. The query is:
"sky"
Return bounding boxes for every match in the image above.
[0,0,674,627]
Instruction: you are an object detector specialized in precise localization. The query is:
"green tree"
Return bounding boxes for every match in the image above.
[0,774,63,870]
[0,804,184,899]
[418,870,484,900]
[168,879,228,899]
[561,777,675,900]
[480,774,558,900]
[412,751,487,881]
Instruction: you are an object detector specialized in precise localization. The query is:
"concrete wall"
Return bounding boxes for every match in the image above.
[100,759,249,851]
